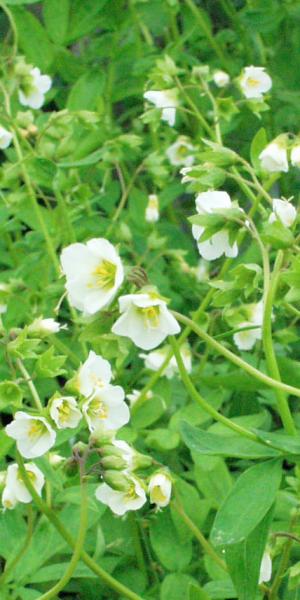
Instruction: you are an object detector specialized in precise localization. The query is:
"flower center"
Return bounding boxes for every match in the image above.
[90,260,116,290]
[177,144,189,157]
[138,305,160,329]
[247,77,260,88]
[28,420,46,439]
[125,482,139,501]
[59,400,72,423]
[88,398,108,420]
[151,486,166,504]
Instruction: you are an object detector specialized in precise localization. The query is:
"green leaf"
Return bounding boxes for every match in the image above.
[253,429,300,455]
[67,71,105,111]
[27,158,57,190]
[43,0,70,45]
[261,220,294,249]
[203,580,237,599]
[150,510,192,571]
[181,422,281,459]
[210,459,282,546]
[36,347,66,378]
[67,0,109,42]
[11,7,54,71]
[160,574,207,600]
[225,507,274,600]
[250,128,267,170]
[145,428,180,451]
[0,380,23,410]
[131,395,165,429]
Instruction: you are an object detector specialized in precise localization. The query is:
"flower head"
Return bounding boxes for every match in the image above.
[166,137,195,167]
[5,412,56,458]
[145,194,159,223]
[2,462,44,509]
[60,238,124,315]
[18,67,52,109]
[144,89,178,126]
[240,66,272,99]
[83,384,129,432]
[213,70,230,88]
[0,126,13,150]
[259,552,272,584]
[192,191,238,261]
[77,350,112,397]
[259,140,288,173]
[95,476,146,515]
[269,198,297,228]
[148,471,172,508]
[49,396,82,429]
[112,291,180,350]
[140,343,191,379]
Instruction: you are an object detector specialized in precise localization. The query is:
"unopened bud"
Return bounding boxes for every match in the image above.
[89,428,115,447]
[27,124,38,137]
[134,452,153,470]
[101,456,127,470]
[127,266,149,288]
[99,444,124,459]
[103,470,131,492]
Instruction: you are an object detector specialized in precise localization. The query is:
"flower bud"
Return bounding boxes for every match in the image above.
[213,70,230,88]
[148,471,172,508]
[103,470,131,492]
[134,452,153,470]
[259,136,289,173]
[145,194,159,223]
[101,455,127,470]
[89,428,115,447]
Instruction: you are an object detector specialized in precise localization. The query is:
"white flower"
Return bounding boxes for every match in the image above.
[77,350,112,398]
[269,198,297,228]
[213,70,230,88]
[259,552,272,584]
[5,412,56,459]
[60,238,124,315]
[127,389,153,407]
[49,396,82,429]
[233,301,263,351]
[145,194,159,223]
[83,384,129,432]
[259,141,288,173]
[29,317,67,336]
[95,477,146,516]
[2,462,44,509]
[18,67,52,110]
[0,126,13,150]
[144,89,178,126]
[112,292,180,350]
[140,343,191,379]
[240,66,272,100]
[166,137,195,167]
[291,144,300,168]
[192,191,238,261]
[148,472,172,508]
[113,440,135,471]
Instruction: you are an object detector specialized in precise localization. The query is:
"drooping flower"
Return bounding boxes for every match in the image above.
[148,471,172,508]
[2,462,45,509]
[49,396,82,429]
[140,343,192,379]
[166,137,195,167]
[259,551,272,584]
[192,191,239,261]
[143,89,178,126]
[112,292,180,350]
[259,140,288,173]
[60,238,124,315]
[77,350,112,397]
[18,67,52,110]
[213,70,230,88]
[145,194,160,223]
[5,412,56,459]
[82,384,129,432]
[240,66,272,100]
[0,126,13,150]
[233,301,264,351]
[291,144,300,168]
[95,476,147,515]
[269,198,297,228]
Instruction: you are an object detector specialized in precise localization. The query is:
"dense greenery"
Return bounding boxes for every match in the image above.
[0,1,300,599]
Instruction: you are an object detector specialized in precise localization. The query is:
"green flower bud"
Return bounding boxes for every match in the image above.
[103,470,131,492]
[101,456,127,470]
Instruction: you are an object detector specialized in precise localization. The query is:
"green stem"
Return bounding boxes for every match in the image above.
[175,76,213,137]
[0,1,18,58]
[184,0,230,70]
[16,358,43,411]
[262,251,296,435]
[171,311,300,400]
[129,513,148,582]
[54,190,77,244]
[37,464,88,600]
[0,505,34,585]
[16,454,143,600]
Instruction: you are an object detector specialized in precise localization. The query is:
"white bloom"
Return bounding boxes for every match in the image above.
[49,396,82,429]
[145,194,159,223]
[291,144,300,168]
[29,317,67,336]
[113,440,134,471]
[18,67,52,110]
[95,477,146,516]
[144,89,178,126]
[259,552,272,584]
[48,453,65,467]
[83,384,129,432]
[166,137,195,167]
[259,141,288,173]
[269,198,297,228]
[60,238,124,315]
[0,126,13,149]
[140,344,191,379]
[112,292,180,350]
[233,301,263,351]
[240,66,272,100]
[127,389,153,407]
[2,462,44,509]
[192,191,238,261]
[5,412,56,459]
[148,472,172,508]
[78,350,112,397]
[213,70,230,88]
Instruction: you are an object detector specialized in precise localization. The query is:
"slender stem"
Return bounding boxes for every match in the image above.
[172,497,227,572]
[262,251,296,435]
[0,1,18,58]
[175,76,213,137]
[171,311,300,400]
[16,358,43,411]
[37,464,88,600]
[129,513,148,582]
[0,505,34,585]
[184,0,230,69]
[16,454,143,600]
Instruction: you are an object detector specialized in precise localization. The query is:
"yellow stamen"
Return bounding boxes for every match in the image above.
[28,420,45,439]
[88,398,108,420]
[247,77,260,88]
[89,260,116,290]
[138,305,160,329]
[151,486,166,504]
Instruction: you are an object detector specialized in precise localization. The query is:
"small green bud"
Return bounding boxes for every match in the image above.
[99,444,124,458]
[134,452,153,470]
[101,456,127,470]
[103,471,131,492]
